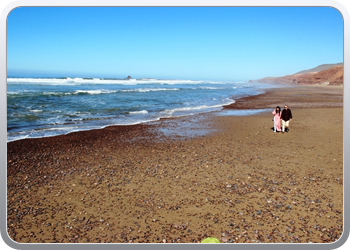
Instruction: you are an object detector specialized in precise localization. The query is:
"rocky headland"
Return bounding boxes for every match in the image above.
[251,63,343,86]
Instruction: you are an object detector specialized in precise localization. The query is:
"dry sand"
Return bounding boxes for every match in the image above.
[7,85,343,243]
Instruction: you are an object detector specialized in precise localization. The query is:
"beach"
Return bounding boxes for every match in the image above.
[7,85,343,243]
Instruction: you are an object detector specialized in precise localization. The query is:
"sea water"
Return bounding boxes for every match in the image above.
[7,77,275,142]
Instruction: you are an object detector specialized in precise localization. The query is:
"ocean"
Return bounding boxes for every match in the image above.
[7,77,275,142]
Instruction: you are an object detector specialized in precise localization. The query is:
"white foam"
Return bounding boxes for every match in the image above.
[163,104,223,114]
[7,77,225,86]
[129,110,149,114]
[121,88,179,93]
[198,87,224,90]
[7,134,29,142]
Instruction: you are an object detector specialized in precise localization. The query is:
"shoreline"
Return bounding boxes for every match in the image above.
[7,85,344,243]
[7,85,343,144]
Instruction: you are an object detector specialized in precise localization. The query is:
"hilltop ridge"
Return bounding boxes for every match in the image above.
[251,63,343,86]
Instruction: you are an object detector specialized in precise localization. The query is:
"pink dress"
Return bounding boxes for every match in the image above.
[272,110,282,132]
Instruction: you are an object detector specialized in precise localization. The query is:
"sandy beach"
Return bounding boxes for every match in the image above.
[7,85,343,243]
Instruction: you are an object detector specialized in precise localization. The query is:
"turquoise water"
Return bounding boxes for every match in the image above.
[7,77,274,142]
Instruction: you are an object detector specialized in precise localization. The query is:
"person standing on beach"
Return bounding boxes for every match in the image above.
[272,106,282,132]
[281,105,292,133]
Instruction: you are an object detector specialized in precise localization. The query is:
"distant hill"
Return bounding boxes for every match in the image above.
[251,63,343,86]
[295,63,343,74]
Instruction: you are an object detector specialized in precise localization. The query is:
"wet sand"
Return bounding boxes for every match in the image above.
[7,85,343,243]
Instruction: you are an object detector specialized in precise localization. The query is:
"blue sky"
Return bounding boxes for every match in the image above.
[7,7,343,81]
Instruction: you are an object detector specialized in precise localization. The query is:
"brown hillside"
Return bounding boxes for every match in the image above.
[255,66,343,86]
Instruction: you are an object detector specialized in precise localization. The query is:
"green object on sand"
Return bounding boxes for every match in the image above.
[201,237,220,243]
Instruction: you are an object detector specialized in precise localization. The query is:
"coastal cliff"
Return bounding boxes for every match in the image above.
[251,63,343,86]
